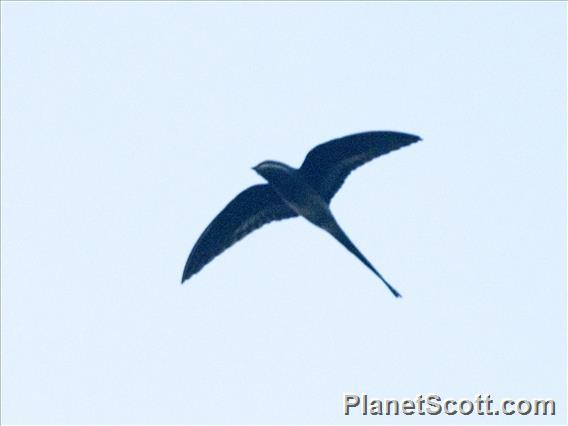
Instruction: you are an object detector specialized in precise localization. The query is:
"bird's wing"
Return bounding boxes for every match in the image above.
[182,184,298,282]
[299,131,422,202]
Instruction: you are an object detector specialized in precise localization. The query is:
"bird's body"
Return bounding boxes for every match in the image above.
[182,131,422,297]
[256,162,332,227]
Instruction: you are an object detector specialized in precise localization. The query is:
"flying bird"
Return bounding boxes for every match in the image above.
[182,131,421,297]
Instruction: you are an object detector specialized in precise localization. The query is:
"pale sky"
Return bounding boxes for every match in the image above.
[1,1,566,424]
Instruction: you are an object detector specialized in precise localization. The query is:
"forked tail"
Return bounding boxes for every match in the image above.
[325,220,402,298]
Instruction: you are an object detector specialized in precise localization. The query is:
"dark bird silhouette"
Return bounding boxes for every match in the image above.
[182,131,421,297]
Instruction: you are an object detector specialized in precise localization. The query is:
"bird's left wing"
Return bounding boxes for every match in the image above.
[300,131,422,203]
[182,184,298,282]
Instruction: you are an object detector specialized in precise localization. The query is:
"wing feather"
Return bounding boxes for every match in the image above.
[182,184,297,282]
[300,131,421,202]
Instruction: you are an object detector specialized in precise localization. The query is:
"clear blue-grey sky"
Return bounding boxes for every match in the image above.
[1,1,566,424]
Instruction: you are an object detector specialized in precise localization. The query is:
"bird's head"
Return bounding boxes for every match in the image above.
[252,160,295,184]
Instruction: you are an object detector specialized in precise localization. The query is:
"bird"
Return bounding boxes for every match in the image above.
[181,131,421,297]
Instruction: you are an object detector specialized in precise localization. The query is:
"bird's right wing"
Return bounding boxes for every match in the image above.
[300,131,422,203]
[182,184,298,282]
